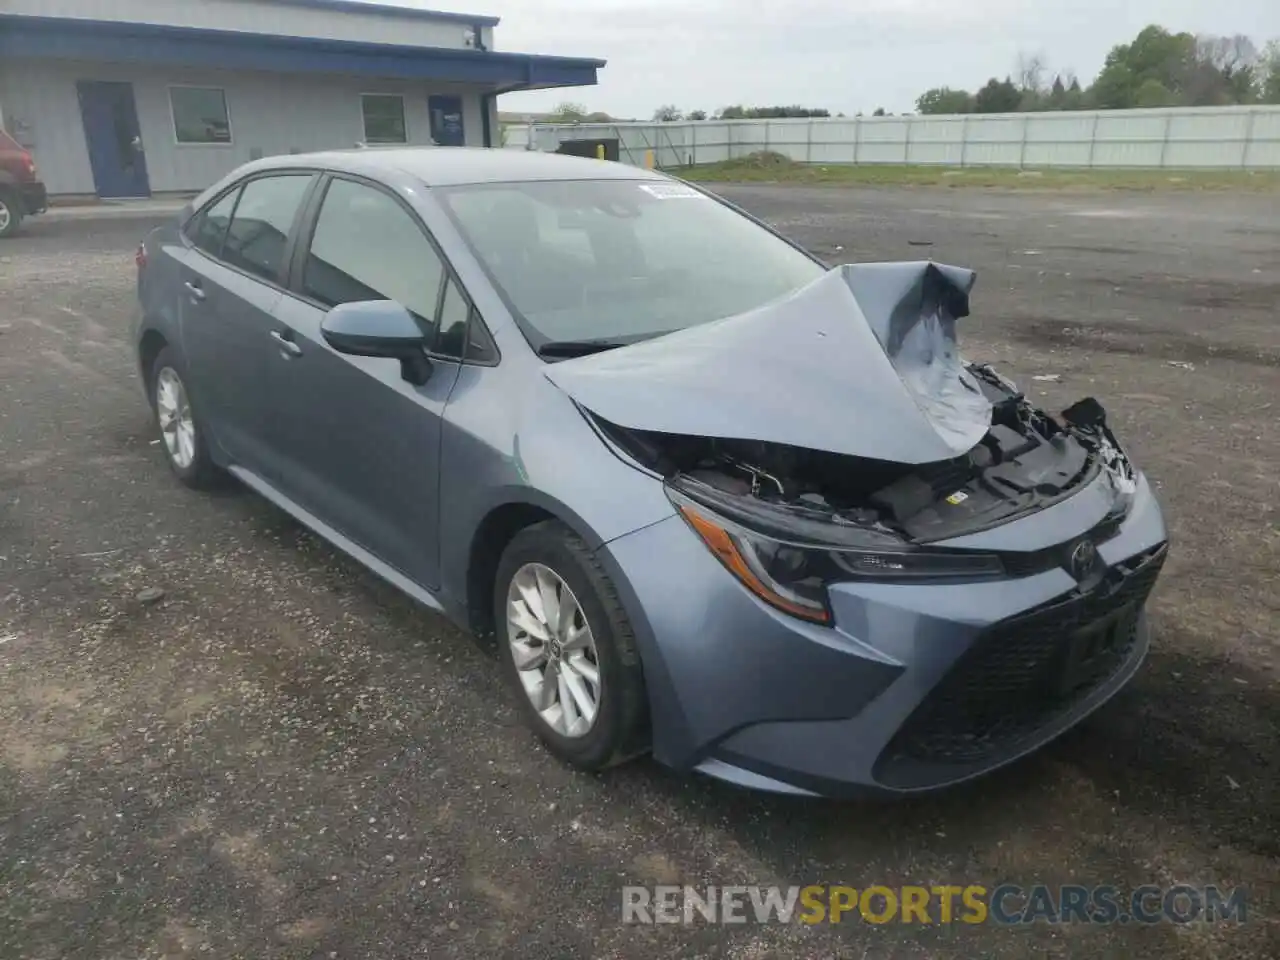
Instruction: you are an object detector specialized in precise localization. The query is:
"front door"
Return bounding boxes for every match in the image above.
[76,81,151,198]
[428,95,466,146]
[269,175,462,589]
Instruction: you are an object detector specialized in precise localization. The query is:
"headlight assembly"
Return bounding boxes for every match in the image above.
[669,484,1005,625]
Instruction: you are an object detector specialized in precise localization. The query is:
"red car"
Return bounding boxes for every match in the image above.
[0,128,48,238]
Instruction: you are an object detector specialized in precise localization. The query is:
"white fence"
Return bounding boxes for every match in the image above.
[506,105,1280,170]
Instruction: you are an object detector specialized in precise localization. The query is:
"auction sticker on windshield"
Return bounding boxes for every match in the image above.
[639,183,707,200]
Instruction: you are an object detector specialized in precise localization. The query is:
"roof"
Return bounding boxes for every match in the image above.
[256,0,500,26]
[0,15,604,90]
[253,147,668,186]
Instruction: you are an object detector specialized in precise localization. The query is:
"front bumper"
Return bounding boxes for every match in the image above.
[19,181,47,216]
[599,471,1168,797]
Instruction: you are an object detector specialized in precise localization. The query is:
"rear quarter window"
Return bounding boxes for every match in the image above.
[185,188,241,258]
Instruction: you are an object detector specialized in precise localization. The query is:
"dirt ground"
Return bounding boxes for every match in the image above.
[0,186,1276,959]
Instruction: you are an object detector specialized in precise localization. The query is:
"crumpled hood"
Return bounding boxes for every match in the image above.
[543,261,994,465]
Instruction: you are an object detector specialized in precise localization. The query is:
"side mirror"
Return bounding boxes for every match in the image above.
[321,300,433,385]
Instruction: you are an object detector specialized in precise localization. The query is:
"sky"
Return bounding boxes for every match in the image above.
[369,0,1280,117]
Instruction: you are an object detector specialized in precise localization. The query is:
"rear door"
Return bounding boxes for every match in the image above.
[176,172,316,474]
[268,175,465,589]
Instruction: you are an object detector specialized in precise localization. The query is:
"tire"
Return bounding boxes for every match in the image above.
[495,521,649,771]
[0,190,21,239]
[148,346,223,489]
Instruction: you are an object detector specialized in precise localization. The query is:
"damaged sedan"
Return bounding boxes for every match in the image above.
[134,149,1167,796]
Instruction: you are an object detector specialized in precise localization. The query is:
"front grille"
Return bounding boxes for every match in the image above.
[877,543,1167,784]
[999,512,1126,579]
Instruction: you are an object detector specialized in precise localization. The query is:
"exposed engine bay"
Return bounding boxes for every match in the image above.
[598,364,1138,545]
[551,260,1140,547]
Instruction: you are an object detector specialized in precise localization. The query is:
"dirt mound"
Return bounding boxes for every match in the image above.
[726,150,799,170]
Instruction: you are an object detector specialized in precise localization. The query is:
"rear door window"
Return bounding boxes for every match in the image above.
[221,174,313,284]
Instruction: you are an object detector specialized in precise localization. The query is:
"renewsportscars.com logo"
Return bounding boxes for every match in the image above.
[621,884,1248,926]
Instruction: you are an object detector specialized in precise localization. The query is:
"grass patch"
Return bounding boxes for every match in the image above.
[674,151,1280,191]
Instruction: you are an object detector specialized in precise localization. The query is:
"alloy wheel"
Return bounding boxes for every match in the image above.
[506,562,602,738]
[0,199,11,235]
[155,367,196,469]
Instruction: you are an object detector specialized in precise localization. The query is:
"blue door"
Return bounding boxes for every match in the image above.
[76,81,151,198]
[428,95,466,146]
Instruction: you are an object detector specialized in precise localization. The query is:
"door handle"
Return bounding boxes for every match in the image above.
[184,281,206,302]
[270,330,303,358]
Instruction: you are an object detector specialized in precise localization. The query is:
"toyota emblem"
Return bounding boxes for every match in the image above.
[1069,539,1100,580]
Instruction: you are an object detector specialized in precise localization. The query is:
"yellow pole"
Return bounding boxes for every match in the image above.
[645,149,655,169]
[596,143,606,161]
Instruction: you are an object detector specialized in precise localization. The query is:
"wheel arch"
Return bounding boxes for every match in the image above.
[463,494,612,645]
[138,328,169,396]
[0,181,20,236]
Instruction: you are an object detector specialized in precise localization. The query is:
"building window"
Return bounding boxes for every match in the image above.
[171,87,232,144]
[362,95,408,144]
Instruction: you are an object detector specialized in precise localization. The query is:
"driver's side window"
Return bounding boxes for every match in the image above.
[302,178,445,328]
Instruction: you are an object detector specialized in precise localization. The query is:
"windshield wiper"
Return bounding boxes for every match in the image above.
[537,330,685,360]
[537,339,634,359]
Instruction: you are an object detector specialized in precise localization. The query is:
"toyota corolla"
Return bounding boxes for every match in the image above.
[133,148,1167,796]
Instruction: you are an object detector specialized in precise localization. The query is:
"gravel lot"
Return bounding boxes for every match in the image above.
[1,186,1277,959]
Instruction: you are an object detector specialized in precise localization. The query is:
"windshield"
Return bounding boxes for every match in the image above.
[437,179,825,347]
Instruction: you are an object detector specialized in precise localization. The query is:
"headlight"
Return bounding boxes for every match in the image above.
[669,484,1004,625]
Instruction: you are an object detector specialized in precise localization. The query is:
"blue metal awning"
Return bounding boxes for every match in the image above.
[0,15,604,92]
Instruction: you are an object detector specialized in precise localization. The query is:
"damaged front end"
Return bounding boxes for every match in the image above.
[553,261,1142,624]
[593,372,1138,623]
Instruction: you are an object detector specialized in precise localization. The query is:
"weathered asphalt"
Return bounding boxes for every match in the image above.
[1,186,1277,959]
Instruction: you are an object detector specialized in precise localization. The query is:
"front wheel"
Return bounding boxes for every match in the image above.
[0,191,22,239]
[495,521,649,771]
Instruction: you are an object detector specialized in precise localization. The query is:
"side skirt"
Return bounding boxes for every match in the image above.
[227,465,447,616]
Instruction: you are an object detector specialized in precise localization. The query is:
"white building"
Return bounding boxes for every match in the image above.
[0,0,604,198]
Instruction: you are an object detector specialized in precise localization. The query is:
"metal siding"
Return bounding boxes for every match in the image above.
[7,60,488,195]
[0,60,97,194]
[810,119,858,164]
[1245,109,1280,167]
[525,107,1280,170]
[1024,141,1092,167]
[729,123,754,161]
[657,124,694,167]
[696,123,731,164]
[908,117,965,165]
[4,0,475,49]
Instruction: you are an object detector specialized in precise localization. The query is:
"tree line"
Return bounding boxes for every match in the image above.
[653,105,832,121]
[917,26,1280,115]
[543,26,1280,125]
